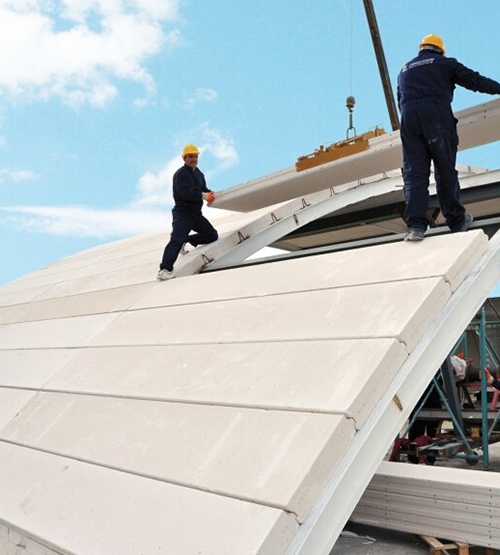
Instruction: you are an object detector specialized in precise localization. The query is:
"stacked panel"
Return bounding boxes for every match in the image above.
[351,461,500,549]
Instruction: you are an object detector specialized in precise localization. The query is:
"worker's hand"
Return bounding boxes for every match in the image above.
[484,368,494,386]
[206,191,215,203]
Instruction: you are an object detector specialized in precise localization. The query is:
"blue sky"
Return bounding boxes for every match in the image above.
[2,0,500,294]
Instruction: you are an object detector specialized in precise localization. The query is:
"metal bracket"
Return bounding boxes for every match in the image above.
[200,254,214,267]
[237,231,249,243]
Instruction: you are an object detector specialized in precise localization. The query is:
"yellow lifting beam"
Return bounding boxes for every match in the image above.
[295,126,386,172]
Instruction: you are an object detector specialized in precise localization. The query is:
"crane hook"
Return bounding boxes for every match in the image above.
[346,95,356,139]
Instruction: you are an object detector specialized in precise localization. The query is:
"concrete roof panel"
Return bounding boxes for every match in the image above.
[43,338,406,426]
[133,231,487,310]
[0,313,120,349]
[0,393,354,521]
[0,389,38,430]
[0,350,76,388]
[0,442,297,555]
[88,277,450,352]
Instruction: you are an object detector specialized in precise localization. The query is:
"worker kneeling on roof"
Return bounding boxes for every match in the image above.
[397,34,500,242]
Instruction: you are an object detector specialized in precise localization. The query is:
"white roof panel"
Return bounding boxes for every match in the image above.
[212,98,500,212]
[0,442,296,555]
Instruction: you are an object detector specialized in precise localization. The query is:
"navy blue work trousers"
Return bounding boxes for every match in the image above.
[401,99,465,232]
[160,209,218,271]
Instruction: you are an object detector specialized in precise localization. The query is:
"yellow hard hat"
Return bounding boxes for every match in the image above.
[419,34,445,54]
[182,144,200,158]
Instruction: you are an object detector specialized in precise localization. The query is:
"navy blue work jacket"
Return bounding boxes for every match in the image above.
[397,49,500,109]
[172,164,210,214]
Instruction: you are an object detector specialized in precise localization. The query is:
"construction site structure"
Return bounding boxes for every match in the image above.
[399,301,500,469]
[2,98,500,554]
[3,3,500,555]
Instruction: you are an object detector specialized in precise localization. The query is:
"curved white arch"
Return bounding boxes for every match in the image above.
[173,173,404,277]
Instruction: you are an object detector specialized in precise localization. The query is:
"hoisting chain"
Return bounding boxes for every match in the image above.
[346,0,357,139]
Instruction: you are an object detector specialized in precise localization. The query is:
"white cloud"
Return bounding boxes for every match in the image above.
[132,155,179,208]
[182,88,218,110]
[0,0,183,107]
[60,0,179,22]
[0,168,40,182]
[0,204,169,237]
[0,125,239,238]
[201,125,239,174]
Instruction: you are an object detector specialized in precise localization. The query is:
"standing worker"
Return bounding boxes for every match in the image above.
[157,144,218,280]
[397,34,500,241]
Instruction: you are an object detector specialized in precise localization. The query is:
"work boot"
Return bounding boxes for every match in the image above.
[404,229,425,242]
[459,212,473,232]
[157,269,174,281]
